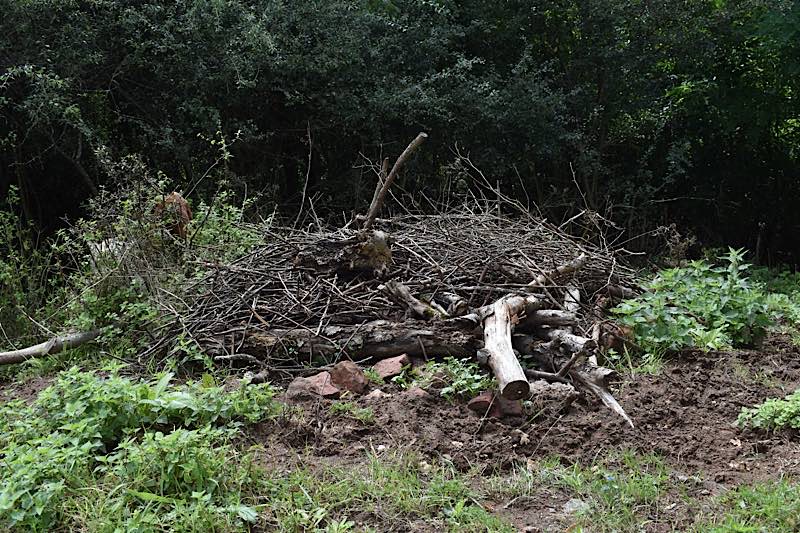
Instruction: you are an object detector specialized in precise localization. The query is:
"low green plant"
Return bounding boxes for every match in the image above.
[329,401,375,424]
[738,390,800,430]
[0,367,278,530]
[613,249,773,355]
[391,358,493,401]
[696,480,800,532]
[363,367,384,385]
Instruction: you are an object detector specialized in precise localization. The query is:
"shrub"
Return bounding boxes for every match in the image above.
[0,368,278,530]
[613,249,772,354]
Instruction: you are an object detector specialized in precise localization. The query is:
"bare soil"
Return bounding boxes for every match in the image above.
[250,333,800,531]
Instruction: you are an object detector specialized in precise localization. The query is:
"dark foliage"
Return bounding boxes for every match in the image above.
[1,0,798,258]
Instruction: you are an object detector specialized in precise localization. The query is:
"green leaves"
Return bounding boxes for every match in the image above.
[0,369,279,530]
[613,249,773,355]
[738,390,800,431]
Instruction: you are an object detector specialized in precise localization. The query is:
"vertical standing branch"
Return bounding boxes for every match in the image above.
[362,132,428,231]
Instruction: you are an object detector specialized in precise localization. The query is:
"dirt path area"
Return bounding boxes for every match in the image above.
[250,334,800,531]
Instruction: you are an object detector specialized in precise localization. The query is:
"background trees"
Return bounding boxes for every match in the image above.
[1,0,798,260]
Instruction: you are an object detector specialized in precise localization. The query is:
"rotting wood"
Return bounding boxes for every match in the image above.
[0,329,101,365]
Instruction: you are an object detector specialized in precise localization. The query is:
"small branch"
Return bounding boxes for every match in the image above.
[382,281,445,320]
[0,329,102,365]
[362,132,428,231]
[527,253,587,288]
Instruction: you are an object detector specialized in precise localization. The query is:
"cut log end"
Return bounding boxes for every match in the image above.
[500,380,530,400]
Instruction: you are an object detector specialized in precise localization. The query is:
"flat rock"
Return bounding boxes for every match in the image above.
[364,389,391,401]
[372,354,411,380]
[286,371,340,399]
[403,386,431,400]
[330,361,368,394]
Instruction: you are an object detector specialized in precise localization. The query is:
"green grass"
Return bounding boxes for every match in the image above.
[696,480,800,532]
[487,452,672,532]
[258,451,514,532]
[329,401,375,424]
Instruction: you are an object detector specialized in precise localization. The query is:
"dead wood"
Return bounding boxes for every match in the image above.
[362,132,428,231]
[483,295,545,400]
[0,329,101,365]
[528,253,587,288]
[382,281,445,319]
[238,320,480,361]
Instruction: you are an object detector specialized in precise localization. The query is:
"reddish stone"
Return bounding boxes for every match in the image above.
[403,386,431,400]
[364,389,391,401]
[372,354,411,380]
[467,391,502,418]
[497,396,524,417]
[329,361,368,394]
[287,371,340,399]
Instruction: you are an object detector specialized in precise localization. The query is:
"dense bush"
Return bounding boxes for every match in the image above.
[613,249,774,354]
[1,1,798,259]
[0,367,278,530]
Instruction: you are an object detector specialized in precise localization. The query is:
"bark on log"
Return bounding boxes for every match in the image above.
[483,295,542,400]
[240,319,479,360]
[0,329,102,365]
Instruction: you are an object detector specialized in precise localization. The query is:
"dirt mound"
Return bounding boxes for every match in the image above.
[256,333,800,494]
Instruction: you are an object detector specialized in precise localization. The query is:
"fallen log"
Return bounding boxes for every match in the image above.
[528,253,587,288]
[517,309,577,330]
[0,329,102,365]
[238,319,480,361]
[483,295,542,400]
[382,281,445,319]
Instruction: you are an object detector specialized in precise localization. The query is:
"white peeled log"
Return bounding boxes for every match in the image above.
[483,294,545,400]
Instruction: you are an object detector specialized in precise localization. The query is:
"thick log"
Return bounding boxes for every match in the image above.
[239,319,479,361]
[0,329,102,365]
[483,295,541,400]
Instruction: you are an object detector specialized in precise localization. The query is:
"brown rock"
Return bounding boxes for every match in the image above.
[329,361,368,394]
[467,391,502,417]
[372,354,411,380]
[497,396,524,417]
[403,386,431,400]
[286,371,340,399]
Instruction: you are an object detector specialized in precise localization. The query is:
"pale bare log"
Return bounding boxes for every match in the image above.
[483,295,544,400]
[517,309,577,330]
[528,253,588,288]
[0,329,102,365]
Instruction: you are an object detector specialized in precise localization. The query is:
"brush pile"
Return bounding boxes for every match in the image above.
[143,136,640,424]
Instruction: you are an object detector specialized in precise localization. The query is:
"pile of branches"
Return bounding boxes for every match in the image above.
[1,134,641,424]
[146,134,639,423]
